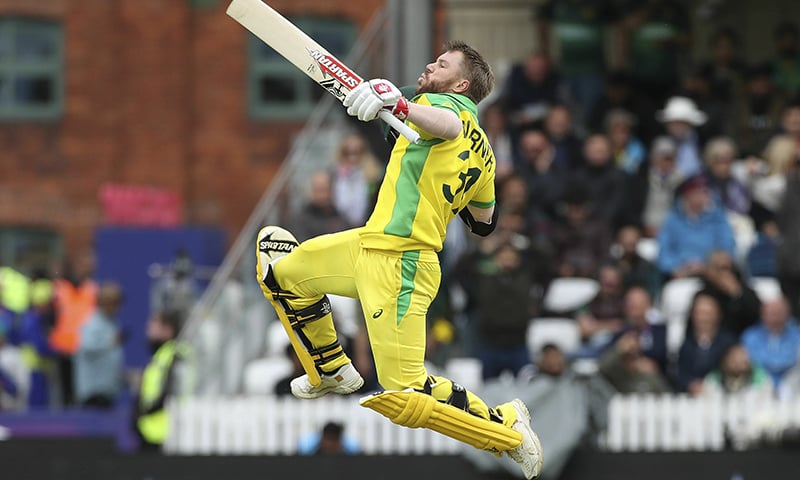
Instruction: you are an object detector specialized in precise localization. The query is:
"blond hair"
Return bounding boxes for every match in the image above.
[444,40,494,104]
[762,134,796,175]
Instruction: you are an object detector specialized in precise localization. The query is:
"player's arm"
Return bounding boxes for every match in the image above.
[344,79,462,140]
[459,205,497,237]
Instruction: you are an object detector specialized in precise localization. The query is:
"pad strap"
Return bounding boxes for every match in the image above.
[308,340,345,368]
[285,296,333,329]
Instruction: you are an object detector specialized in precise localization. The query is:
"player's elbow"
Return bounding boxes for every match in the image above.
[470,221,495,237]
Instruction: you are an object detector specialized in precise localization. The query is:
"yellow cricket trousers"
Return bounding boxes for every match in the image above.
[272,227,505,424]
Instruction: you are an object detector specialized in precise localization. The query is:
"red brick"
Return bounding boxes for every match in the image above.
[0,0,385,256]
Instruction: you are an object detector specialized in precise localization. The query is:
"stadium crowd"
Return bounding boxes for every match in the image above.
[1,6,800,467]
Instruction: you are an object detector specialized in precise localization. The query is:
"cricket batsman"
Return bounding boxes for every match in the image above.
[256,40,543,479]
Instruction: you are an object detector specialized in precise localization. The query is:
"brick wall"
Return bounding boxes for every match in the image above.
[0,0,384,257]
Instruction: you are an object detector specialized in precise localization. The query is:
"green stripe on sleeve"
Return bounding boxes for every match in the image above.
[468,199,496,208]
[397,250,420,325]
[384,145,431,237]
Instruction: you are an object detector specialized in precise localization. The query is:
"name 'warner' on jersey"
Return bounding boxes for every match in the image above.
[360,92,496,252]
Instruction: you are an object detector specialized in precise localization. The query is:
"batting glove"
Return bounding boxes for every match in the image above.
[344,79,409,122]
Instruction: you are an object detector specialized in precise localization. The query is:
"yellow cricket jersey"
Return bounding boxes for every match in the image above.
[360,92,496,252]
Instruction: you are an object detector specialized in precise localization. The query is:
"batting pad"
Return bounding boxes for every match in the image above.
[360,390,522,453]
[255,226,321,386]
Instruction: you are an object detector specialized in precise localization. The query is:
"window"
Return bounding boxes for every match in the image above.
[248,17,356,120]
[0,227,62,276]
[0,18,63,120]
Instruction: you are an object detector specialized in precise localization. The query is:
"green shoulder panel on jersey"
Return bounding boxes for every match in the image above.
[412,92,477,118]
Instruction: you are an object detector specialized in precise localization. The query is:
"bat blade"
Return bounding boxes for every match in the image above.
[226,0,420,143]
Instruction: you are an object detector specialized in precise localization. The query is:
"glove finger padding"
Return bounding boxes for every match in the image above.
[343,82,367,108]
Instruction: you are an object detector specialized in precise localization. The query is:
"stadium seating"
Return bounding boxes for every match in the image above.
[526,317,581,358]
[749,276,782,302]
[543,277,600,314]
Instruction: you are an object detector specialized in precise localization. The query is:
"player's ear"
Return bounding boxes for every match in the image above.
[452,78,470,95]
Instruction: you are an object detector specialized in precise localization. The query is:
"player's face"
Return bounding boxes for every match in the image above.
[416,50,467,96]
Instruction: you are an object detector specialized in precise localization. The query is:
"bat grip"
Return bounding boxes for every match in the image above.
[379,111,421,144]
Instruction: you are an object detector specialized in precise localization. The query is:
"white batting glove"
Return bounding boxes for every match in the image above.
[344,79,409,122]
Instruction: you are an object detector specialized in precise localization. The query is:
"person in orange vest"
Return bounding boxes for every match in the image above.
[49,254,97,406]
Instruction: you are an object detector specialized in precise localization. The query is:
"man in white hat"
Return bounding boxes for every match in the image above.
[657,96,707,177]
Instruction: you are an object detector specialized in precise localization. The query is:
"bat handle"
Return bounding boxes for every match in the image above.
[379,111,420,144]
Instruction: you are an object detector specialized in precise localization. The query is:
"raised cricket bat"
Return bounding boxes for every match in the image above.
[226,0,420,144]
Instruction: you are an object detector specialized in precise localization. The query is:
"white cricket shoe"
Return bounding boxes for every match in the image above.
[290,363,365,399]
[507,398,544,480]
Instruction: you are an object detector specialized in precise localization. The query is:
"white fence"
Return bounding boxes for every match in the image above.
[166,394,800,455]
[605,394,800,452]
[165,395,461,455]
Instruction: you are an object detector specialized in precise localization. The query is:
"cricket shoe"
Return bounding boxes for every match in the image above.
[506,398,544,480]
[291,363,365,399]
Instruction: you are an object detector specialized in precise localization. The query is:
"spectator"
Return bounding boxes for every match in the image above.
[599,322,671,394]
[536,343,567,379]
[0,293,15,345]
[331,133,381,226]
[617,0,691,104]
[0,320,29,410]
[535,0,617,122]
[150,248,197,323]
[19,272,58,408]
[50,254,97,406]
[676,293,737,395]
[699,250,761,336]
[745,135,795,215]
[135,310,186,450]
[734,63,786,156]
[551,186,612,278]
[475,241,535,380]
[297,421,360,456]
[619,287,668,372]
[702,137,750,215]
[657,96,707,177]
[627,136,684,236]
[464,342,614,480]
[574,134,626,225]
[543,104,583,171]
[772,22,800,96]
[700,27,746,104]
[657,174,736,279]
[74,281,124,408]
[679,65,732,139]
[289,170,352,242]
[502,51,567,131]
[481,102,514,181]
[745,215,780,279]
[575,264,626,357]
[588,70,658,144]
[741,296,800,389]
[497,174,529,217]
[605,109,646,174]
[608,225,661,300]
[517,129,564,220]
[775,155,800,317]
[701,343,773,398]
